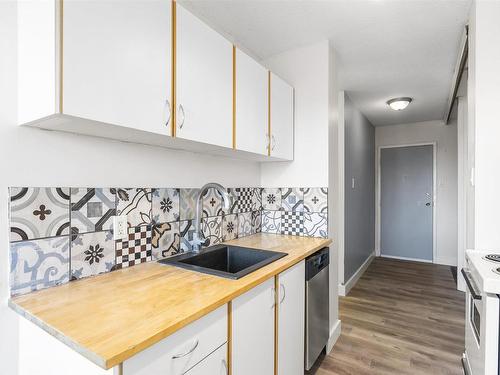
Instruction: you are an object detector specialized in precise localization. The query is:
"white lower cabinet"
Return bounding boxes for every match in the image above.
[184,343,227,375]
[231,278,275,375]
[277,261,305,375]
[122,305,227,375]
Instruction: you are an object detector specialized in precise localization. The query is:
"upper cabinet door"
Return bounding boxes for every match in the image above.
[235,48,269,155]
[63,0,172,135]
[176,4,233,148]
[270,73,294,160]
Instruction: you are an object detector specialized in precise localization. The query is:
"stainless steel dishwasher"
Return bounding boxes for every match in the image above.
[305,247,330,370]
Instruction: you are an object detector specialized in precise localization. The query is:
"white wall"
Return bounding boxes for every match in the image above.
[375,120,458,266]
[468,1,500,251]
[1,2,261,373]
[261,40,341,350]
[260,41,329,188]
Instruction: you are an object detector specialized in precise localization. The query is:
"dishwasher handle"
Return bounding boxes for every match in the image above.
[306,247,330,281]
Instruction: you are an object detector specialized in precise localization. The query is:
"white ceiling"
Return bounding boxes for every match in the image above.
[180,0,471,126]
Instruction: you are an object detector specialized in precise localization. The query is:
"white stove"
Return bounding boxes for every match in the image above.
[463,250,500,375]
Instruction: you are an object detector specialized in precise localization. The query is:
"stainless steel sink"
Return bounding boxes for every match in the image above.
[158,245,287,279]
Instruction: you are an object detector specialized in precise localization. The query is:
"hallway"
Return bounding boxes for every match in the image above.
[312,257,465,375]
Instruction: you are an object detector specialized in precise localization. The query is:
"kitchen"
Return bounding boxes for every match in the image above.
[1,1,500,375]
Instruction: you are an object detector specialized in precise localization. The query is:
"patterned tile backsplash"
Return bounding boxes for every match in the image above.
[8,186,328,296]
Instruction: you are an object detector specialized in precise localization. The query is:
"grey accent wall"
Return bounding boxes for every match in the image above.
[344,94,375,281]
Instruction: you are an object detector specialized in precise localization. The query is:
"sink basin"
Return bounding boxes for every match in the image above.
[158,245,287,279]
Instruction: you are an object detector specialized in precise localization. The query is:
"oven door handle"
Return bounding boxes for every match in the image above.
[461,268,482,300]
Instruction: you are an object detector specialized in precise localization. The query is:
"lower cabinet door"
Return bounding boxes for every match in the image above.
[184,343,227,375]
[278,261,305,375]
[231,278,275,375]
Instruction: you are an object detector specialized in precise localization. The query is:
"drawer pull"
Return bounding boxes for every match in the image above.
[171,339,199,359]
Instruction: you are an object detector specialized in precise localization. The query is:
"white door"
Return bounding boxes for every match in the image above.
[235,48,268,155]
[277,261,305,375]
[270,73,294,160]
[231,278,275,375]
[183,344,227,375]
[176,4,232,148]
[64,0,172,135]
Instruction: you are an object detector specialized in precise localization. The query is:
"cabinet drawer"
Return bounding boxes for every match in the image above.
[184,343,227,375]
[123,305,227,375]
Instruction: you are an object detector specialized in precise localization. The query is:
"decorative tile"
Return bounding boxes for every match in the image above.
[236,188,254,213]
[115,188,152,227]
[223,188,239,215]
[303,187,328,214]
[180,188,200,221]
[71,231,114,280]
[281,211,304,235]
[238,211,253,238]
[251,210,262,233]
[152,188,180,224]
[115,225,152,269]
[202,188,223,218]
[151,221,181,260]
[303,212,328,238]
[179,219,198,252]
[262,188,281,211]
[70,188,116,235]
[222,214,238,241]
[202,216,222,246]
[10,236,70,296]
[261,210,281,234]
[10,187,70,242]
[281,188,304,212]
[252,188,263,211]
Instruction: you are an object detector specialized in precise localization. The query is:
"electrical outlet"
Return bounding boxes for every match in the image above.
[113,215,128,240]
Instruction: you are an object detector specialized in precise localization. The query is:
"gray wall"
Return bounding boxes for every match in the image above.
[344,94,375,281]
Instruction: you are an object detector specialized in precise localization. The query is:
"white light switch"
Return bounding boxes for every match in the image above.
[113,215,128,240]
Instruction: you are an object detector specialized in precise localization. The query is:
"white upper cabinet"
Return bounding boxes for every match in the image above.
[231,278,275,375]
[235,48,269,155]
[176,4,233,148]
[17,0,57,125]
[18,1,294,161]
[270,73,294,160]
[277,261,305,375]
[63,0,172,135]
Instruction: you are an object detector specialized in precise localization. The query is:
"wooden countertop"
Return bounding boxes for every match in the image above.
[9,233,331,369]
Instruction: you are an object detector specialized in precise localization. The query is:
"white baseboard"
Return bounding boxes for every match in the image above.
[434,256,458,267]
[380,254,433,263]
[338,251,375,296]
[326,319,341,354]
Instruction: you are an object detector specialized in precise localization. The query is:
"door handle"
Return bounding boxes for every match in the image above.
[425,202,431,206]
[279,283,286,304]
[270,287,276,309]
[178,104,185,129]
[165,99,171,127]
[461,268,482,300]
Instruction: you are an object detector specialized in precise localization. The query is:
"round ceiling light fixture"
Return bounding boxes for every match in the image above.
[387,97,412,111]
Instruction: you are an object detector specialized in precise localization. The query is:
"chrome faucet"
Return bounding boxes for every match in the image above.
[191,183,232,252]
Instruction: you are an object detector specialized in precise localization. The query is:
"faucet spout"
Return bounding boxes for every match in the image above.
[191,183,232,252]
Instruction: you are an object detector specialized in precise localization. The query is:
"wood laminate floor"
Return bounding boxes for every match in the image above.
[310,257,465,375]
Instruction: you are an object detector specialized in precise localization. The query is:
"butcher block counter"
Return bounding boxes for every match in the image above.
[9,233,332,370]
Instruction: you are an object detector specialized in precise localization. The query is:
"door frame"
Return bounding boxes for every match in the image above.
[375,142,437,263]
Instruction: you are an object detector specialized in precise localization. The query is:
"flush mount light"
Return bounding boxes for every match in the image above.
[387,97,412,111]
